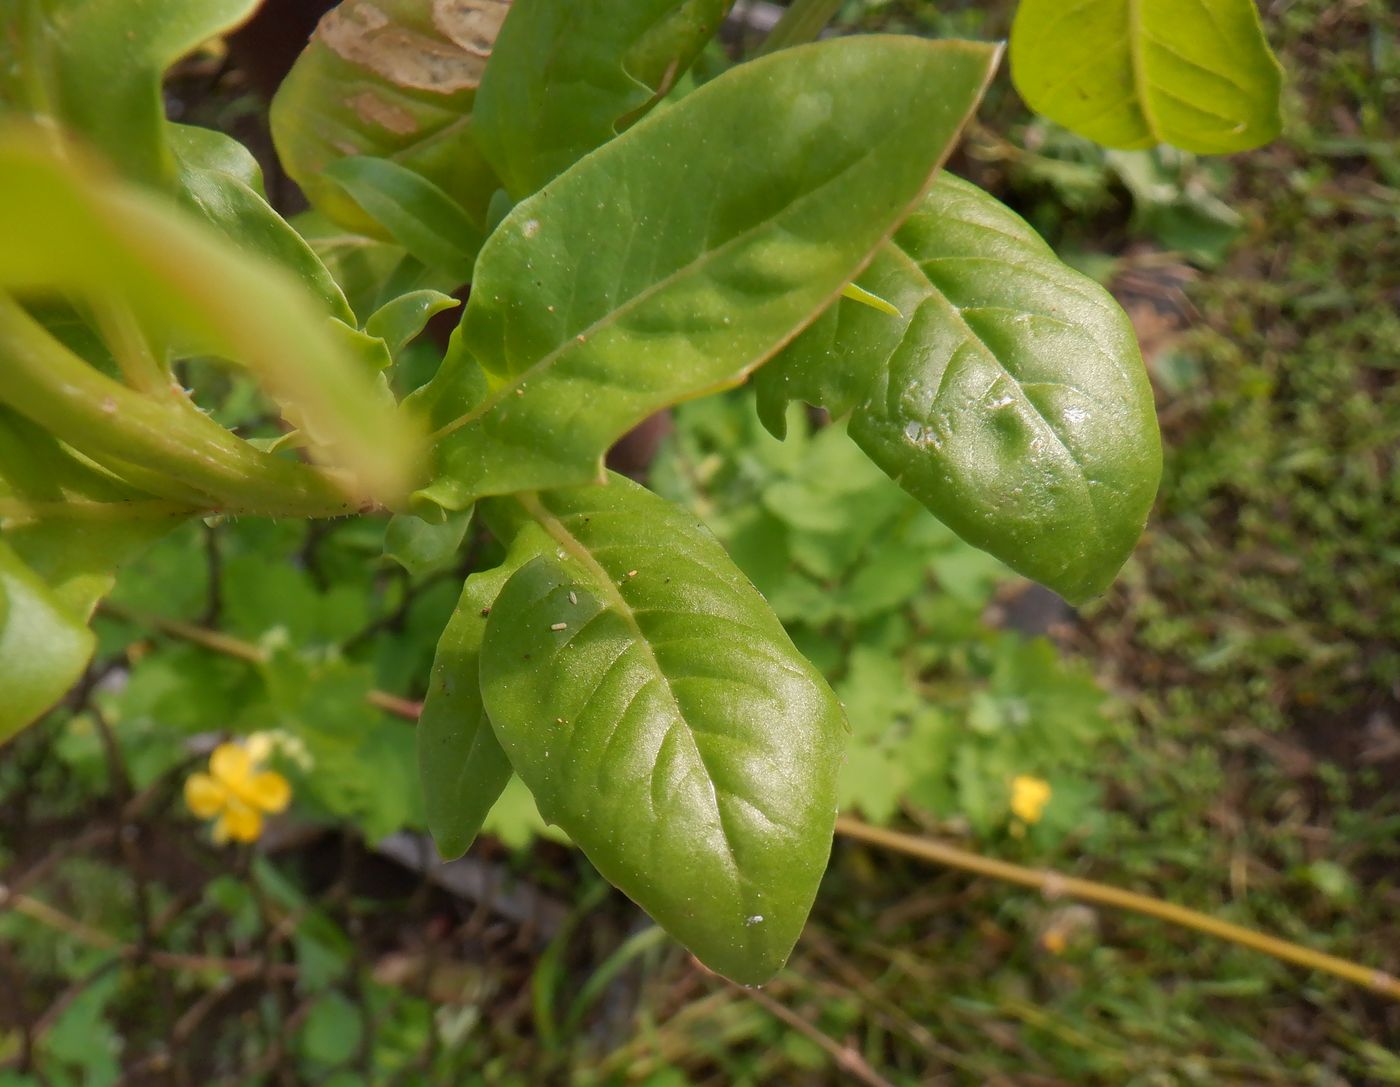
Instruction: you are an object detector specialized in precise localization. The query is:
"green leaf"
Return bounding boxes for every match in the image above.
[4,0,262,187]
[365,289,460,358]
[757,174,1160,602]
[413,36,1002,512]
[384,508,473,579]
[0,128,422,509]
[478,475,846,984]
[0,538,95,743]
[474,0,729,198]
[171,124,355,324]
[321,156,484,281]
[1009,0,1283,154]
[269,0,506,235]
[418,531,544,858]
[294,210,413,323]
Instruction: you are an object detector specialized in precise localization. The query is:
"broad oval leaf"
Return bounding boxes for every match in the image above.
[473,0,729,199]
[3,0,262,187]
[270,0,508,236]
[1009,0,1282,154]
[757,173,1161,603]
[0,538,95,744]
[479,476,847,984]
[412,35,1002,512]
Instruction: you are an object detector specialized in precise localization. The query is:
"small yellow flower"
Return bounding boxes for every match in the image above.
[185,742,291,844]
[1009,774,1052,825]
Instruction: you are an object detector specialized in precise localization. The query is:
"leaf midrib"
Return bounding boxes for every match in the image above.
[512,491,751,882]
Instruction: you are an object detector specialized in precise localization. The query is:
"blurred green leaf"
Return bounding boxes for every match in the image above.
[1010,0,1282,154]
[0,538,94,742]
[3,0,261,187]
[0,128,422,508]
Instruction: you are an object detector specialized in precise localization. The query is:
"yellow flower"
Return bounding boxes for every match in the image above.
[1009,774,1052,825]
[184,742,291,844]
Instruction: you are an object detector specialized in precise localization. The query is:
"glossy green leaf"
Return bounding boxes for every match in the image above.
[269,0,506,236]
[4,0,262,186]
[0,407,184,620]
[479,476,846,984]
[413,36,1002,512]
[1009,0,1283,154]
[418,529,546,858]
[757,174,1161,603]
[0,128,422,508]
[171,125,355,324]
[0,538,94,743]
[474,0,729,198]
[322,156,483,281]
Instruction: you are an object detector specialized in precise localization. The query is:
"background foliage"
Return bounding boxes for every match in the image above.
[1,0,1398,1083]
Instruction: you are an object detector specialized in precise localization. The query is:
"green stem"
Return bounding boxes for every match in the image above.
[757,0,846,55]
[89,299,168,396]
[0,295,360,519]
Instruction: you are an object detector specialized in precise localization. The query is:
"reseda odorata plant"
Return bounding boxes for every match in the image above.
[0,0,1281,983]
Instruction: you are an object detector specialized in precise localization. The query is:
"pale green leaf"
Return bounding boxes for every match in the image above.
[413,36,1002,512]
[757,173,1160,602]
[1009,0,1283,154]
[474,0,729,198]
[478,476,846,984]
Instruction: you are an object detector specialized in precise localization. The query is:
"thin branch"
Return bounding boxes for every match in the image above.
[723,975,896,1087]
[833,816,1400,1002]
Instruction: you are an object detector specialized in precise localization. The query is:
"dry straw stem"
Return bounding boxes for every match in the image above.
[107,606,1400,1002]
[834,816,1400,1002]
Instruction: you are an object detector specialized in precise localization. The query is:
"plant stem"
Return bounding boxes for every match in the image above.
[0,497,190,525]
[89,299,168,396]
[97,603,423,721]
[97,604,1400,1004]
[833,816,1400,1002]
[0,294,359,519]
[757,0,845,54]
